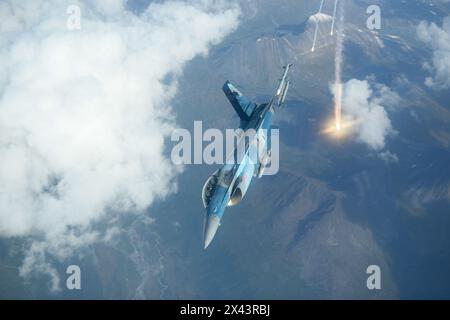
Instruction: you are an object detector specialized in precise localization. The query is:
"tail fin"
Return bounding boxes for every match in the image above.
[223,81,257,121]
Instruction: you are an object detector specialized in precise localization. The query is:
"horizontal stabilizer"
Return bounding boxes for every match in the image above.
[223,81,257,121]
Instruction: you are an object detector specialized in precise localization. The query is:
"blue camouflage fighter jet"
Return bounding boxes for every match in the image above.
[202,64,292,249]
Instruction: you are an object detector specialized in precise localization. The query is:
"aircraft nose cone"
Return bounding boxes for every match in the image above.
[203,214,220,250]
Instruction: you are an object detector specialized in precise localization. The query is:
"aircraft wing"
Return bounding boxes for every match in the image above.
[222,81,257,121]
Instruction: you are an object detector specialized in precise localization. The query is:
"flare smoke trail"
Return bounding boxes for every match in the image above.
[330,0,338,36]
[311,0,325,52]
[333,0,344,131]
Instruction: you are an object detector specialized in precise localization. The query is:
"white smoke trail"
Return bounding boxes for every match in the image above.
[319,0,325,13]
[330,0,339,36]
[311,0,325,52]
[333,0,344,130]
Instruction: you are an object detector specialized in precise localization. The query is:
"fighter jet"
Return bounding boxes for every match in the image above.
[202,64,293,249]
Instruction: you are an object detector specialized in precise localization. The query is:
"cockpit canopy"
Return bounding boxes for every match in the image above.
[202,167,237,208]
[218,168,234,187]
[202,171,219,208]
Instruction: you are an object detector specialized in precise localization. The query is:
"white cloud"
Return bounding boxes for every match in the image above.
[378,150,399,163]
[0,0,239,290]
[308,13,332,24]
[417,15,450,89]
[341,79,399,151]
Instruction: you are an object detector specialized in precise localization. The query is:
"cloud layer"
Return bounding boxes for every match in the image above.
[417,15,450,89]
[341,79,399,151]
[0,0,239,290]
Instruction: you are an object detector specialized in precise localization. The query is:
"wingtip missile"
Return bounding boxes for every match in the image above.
[280,80,290,105]
[275,64,292,107]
